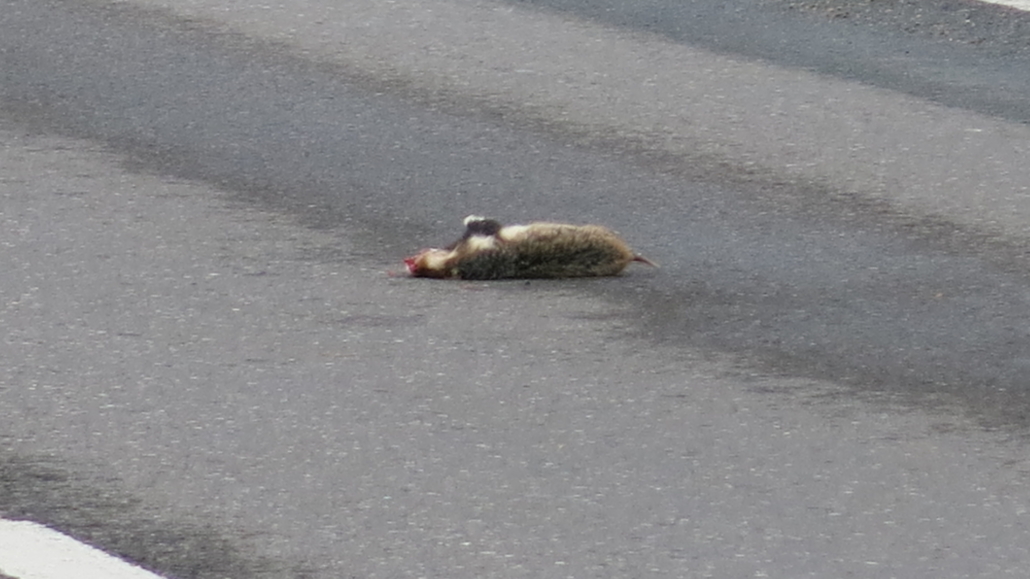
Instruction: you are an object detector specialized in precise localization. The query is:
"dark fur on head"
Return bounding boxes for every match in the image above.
[462,215,503,237]
[445,215,504,249]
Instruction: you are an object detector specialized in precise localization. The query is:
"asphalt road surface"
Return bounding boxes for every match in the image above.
[2,0,1030,577]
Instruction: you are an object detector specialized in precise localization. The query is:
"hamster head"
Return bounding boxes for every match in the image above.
[404,248,455,278]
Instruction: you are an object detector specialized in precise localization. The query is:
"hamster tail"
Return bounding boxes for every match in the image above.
[632,255,659,268]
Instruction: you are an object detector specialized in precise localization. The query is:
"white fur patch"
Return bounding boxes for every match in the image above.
[422,249,454,270]
[463,214,487,226]
[464,235,498,251]
[498,224,530,242]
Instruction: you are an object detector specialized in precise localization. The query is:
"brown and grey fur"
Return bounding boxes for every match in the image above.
[405,216,657,280]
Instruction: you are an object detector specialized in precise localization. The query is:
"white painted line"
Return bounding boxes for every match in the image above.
[977,0,1030,11]
[0,519,165,579]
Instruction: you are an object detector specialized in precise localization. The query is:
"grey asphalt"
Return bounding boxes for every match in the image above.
[2,0,1030,578]
[505,0,1030,123]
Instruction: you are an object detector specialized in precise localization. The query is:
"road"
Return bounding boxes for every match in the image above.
[2,0,1030,577]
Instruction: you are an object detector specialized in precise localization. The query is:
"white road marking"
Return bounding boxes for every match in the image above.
[0,520,165,579]
[978,0,1030,10]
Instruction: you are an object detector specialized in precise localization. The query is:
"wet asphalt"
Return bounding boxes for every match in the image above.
[3,0,1030,577]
